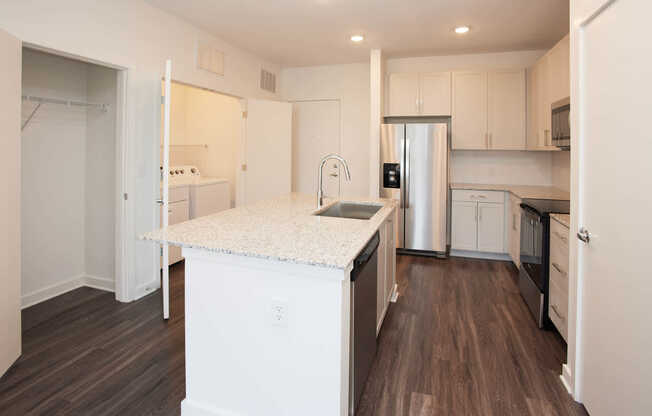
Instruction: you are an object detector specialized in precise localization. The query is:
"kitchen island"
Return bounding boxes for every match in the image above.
[142,193,398,416]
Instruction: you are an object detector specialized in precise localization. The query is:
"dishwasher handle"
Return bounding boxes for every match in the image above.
[352,232,380,277]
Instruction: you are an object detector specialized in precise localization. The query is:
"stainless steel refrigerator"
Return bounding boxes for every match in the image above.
[380,123,450,254]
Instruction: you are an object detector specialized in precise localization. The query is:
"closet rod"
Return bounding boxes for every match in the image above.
[22,95,109,111]
[21,95,110,132]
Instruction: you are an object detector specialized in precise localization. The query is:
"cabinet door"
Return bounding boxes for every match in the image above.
[419,72,451,116]
[526,65,540,149]
[537,55,552,147]
[376,217,387,329]
[385,214,396,304]
[477,202,505,253]
[510,196,522,266]
[452,72,488,149]
[487,70,526,150]
[547,34,570,103]
[388,73,420,116]
[451,201,478,250]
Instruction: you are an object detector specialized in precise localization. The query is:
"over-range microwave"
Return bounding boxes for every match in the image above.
[551,97,570,150]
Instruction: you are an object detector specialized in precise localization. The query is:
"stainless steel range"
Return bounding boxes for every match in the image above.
[519,198,570,328]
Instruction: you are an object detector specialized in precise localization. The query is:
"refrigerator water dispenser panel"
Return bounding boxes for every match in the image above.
[383,163,400,189]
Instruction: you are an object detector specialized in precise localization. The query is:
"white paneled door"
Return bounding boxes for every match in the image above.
[291,100,341,197]
[575,0,652,414]
[0,28,21,378]
[240,99,292,206]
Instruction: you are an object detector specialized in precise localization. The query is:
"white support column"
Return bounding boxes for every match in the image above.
[369,49,383,198]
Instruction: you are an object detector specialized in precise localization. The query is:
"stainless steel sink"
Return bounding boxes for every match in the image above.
[314,202,382,220]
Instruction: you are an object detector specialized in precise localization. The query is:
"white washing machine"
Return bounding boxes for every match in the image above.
[164,165,230,219]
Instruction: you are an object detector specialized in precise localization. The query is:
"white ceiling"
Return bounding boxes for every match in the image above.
[146,0,569,67]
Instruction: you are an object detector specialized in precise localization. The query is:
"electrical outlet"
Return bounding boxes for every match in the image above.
[270,299,289,328]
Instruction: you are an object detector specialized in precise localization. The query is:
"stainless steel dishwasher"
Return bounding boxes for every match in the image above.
[349,232,379,415]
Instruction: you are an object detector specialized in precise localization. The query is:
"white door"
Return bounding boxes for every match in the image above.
[477,202,504,253]
[291,100,340,197]
[241,99,292,206]
[487,70,526,150]
[0,28,21,378]
[451,201,477,250]
[575,0,652,414]
[452,71,488,149]
[419,72,452,116]
[388,73,419,116]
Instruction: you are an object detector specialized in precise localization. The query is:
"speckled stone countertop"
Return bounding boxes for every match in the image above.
[141,193,398,270]
[550,213,570,228]
[451,183,570,201]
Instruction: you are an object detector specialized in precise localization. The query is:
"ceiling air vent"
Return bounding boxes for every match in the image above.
[260,69,276,93]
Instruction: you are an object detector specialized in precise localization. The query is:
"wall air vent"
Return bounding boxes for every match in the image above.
[260,69,276,93]
[197,41,224,76]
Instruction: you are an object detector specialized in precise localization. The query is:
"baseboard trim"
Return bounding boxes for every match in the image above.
[450,249,512,262]
[22,274,115,309]
[560,363,573,395]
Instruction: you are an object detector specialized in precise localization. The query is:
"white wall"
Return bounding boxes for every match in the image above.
[451,150,553,186]
[280,63,371,198]
[551,151,570,192]
[86,65,117,287]
[164,82,241,207]
[21,49,88,303]
[0,0,280,101]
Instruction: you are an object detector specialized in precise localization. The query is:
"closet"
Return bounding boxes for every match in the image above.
[21,48,119,308]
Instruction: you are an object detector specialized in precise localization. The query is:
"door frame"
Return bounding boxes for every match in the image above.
[22,42,131,302]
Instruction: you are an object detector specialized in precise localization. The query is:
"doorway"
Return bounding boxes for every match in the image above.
[20,48,124,308]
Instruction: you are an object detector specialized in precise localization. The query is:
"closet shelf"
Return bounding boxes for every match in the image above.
[21,95,110,131]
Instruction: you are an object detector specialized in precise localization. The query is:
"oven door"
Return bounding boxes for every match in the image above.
[520,206,545,291]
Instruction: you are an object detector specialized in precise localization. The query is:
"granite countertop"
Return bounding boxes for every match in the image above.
[141,193,398,270]
[550,213,570,228]
[450,183,570,201]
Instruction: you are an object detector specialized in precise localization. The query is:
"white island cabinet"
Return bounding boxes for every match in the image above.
[142,194,397,416]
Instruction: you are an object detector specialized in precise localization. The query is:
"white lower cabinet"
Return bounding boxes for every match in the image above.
[377,208,397,335]
[549,218,570,341]
[508,194,522,266]
[451,190,504,254]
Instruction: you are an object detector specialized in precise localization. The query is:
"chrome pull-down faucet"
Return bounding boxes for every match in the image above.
[317,154,351,208]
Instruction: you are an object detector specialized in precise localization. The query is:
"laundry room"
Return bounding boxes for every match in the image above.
[20,47,120,308]
[159,81,240,266]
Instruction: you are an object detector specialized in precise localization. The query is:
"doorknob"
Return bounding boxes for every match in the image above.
[577,227,590,244]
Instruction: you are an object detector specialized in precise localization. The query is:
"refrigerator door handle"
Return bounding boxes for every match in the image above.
[405,136,410,209]
[400,136,406,209]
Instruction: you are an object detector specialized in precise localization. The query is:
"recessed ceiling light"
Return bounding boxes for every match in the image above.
[350,34,365,43]
[455,26,470,34]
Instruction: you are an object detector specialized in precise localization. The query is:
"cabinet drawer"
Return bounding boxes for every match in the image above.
[548,277,568,341]
[550,219,569,249]
[549,257,569,293]
[452,189,504,203]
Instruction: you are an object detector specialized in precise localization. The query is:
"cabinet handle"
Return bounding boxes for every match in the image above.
[489,132,492,148]
[513,213,517,231]
[416,97,420,114]
[478,206,482,222]
[551,262,567,276]
[550,304,565,322]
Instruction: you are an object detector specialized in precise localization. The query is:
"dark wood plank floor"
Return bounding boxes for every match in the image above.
[0,256,587,416]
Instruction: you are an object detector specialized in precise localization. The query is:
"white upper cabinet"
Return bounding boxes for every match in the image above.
[387,72,451,116]
[527,34,569,151]
[419,72,452,116]
[487,70,526,150]
[452,71,488,149]
[387,73,420,116]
